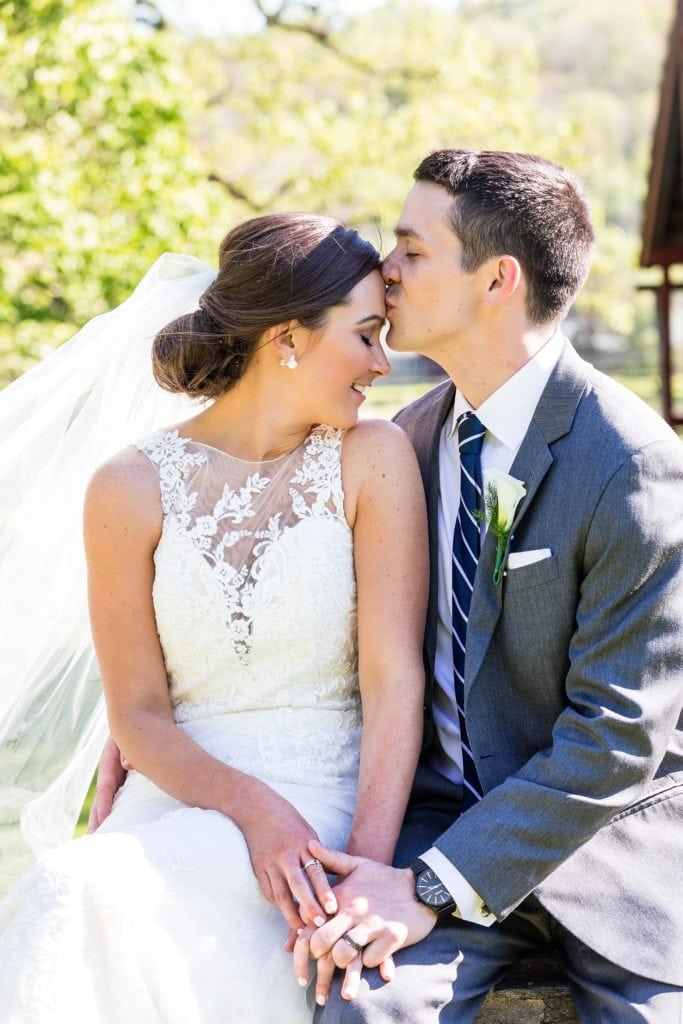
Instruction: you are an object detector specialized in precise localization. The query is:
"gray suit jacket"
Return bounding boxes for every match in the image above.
[395,341,683,986]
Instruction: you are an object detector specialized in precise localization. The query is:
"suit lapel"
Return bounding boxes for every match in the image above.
[465,341,589,688]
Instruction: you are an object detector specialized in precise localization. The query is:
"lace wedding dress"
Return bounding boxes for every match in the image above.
[0,425,361,1024]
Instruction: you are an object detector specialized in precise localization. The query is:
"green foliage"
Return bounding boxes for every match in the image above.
[527,0,673,340]
[195,0,672,340]
[1,0,675,385]
[200,7,574,228]
[0,0,229,384]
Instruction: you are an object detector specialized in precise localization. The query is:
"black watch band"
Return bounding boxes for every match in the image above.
[410,857,457,918]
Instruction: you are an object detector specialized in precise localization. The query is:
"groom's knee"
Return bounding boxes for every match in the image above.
[314,942,462,1024]
[314,969,404,1024]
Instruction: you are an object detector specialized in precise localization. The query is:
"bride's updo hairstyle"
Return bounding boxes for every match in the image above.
[153,213,381,399]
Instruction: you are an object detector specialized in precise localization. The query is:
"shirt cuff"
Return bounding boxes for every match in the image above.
[420,847,496,927]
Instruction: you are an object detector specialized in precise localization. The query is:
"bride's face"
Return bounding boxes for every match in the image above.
[293,270,390,428]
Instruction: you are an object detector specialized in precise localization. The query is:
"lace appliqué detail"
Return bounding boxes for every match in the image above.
[137,427,345,659]
[290,428,345,520]
[140,430,207,522]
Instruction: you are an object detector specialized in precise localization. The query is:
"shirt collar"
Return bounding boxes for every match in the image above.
[448,330,565,453]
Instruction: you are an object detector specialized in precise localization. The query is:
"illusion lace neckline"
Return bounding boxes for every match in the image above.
[173,431,314,466]
[136,424,349,671]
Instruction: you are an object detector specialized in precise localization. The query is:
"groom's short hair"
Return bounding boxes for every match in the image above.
[414,149,595,326]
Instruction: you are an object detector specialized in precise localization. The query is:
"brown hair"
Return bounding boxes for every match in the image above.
[414,150,595,325]
[153,213,381,398]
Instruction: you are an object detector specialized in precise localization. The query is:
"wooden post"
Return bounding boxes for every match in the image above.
[657,266,673,425]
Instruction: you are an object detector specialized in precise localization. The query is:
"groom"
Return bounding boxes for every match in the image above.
[304,150,683,1022]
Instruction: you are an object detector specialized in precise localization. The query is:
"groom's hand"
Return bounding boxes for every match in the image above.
[87,734,129,832]
[293,839,437,1004]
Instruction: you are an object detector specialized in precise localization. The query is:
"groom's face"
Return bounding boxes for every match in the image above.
[382,181,481,359]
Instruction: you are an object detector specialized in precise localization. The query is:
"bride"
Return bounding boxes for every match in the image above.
[0,213,428,1022]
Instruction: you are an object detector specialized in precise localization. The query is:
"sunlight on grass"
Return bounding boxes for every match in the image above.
[74,777,96,838]
[362,366,677,422]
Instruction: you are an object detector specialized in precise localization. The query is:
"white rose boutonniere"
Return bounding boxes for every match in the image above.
[475,468,527,585]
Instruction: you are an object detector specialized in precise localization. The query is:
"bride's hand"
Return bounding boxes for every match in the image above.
[238,785,338,935]
[86,734,129,833]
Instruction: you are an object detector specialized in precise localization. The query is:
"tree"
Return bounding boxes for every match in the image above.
[2,0,675,384]
[192,0,671,341]
[197,5,576,224]
[0,0,229,385]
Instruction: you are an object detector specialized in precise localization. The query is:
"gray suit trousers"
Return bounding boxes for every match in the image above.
[315,765,683,1024]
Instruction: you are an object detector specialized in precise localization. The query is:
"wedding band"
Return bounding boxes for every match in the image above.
[302,858,323,872]
[342,934,364,955]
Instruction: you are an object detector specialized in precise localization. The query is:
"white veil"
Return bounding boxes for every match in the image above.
[0,253,217,895]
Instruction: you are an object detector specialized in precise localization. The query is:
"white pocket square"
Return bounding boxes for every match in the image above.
[507,548,552,570]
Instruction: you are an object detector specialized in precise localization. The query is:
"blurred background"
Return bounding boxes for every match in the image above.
[2,0,681,420]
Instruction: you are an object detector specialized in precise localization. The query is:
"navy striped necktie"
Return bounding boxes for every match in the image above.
[452,411,485,809]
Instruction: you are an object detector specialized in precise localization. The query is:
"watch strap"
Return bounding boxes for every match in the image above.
[410,857,457,918]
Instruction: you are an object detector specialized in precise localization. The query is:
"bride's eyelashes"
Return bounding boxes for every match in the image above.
[359,327,383,347]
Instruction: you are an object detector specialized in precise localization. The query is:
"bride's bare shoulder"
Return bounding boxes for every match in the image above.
[84,445,162,537]
[342,417,418,474]
[340,418,423,528]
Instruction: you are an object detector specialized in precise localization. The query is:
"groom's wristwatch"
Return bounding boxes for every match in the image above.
[410,858,457,918]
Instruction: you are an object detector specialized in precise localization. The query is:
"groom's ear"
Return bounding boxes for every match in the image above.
[482,255,524,309]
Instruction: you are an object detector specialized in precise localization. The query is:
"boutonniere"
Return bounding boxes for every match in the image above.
[475,468,526,585]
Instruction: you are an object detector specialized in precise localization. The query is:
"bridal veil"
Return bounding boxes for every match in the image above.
[0,254,216,893]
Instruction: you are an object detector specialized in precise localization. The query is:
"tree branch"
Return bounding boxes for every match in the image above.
[208,172,300,212]
[133,0,167,30]
[251,0,376,75]
[252,0,332,45]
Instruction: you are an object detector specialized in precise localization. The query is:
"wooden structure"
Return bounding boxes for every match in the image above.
[475,953,578,1023]
[641,0,683,425]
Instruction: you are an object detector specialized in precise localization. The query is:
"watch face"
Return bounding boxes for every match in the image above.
[415,867,453,908]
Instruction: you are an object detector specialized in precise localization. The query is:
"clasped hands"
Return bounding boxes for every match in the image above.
[87,742,435,1004]
[291,840,437,1006]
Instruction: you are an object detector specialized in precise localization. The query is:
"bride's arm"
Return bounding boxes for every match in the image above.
[83,448,335,932]
[341,419,428,864]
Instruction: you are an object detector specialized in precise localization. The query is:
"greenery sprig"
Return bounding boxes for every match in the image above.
[474,470,526,585]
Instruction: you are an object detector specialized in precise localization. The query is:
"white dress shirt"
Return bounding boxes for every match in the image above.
[421,331,564,925]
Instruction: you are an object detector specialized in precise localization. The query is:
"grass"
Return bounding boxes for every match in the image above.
[362,366,678,422]
[75,789,93,837]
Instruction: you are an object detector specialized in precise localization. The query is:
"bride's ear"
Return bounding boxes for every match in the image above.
[267,321,299,365]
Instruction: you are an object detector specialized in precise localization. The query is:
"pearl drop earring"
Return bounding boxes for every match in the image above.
[280,353,298,370]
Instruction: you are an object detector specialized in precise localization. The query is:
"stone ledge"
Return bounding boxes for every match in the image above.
[474,953,579,1024]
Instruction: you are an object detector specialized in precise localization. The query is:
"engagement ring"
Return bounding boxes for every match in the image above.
[302,858,323,872]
